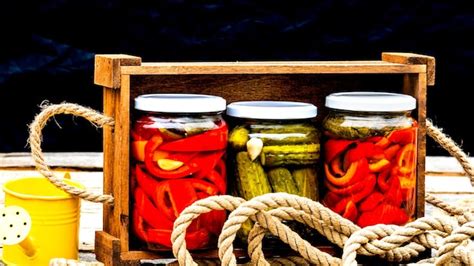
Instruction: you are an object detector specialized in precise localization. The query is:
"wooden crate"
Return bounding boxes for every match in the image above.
[93,52,435,265]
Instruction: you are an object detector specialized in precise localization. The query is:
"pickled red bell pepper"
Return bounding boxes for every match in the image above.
[144,134,199,179]
[387,127,416,145]
[324,139,356,162]
[133,208,211,249]
[357,203,409,228]
[159,125,228,152]
[342,200,358,221]
[325,158,369,186]
[134,187,173,230]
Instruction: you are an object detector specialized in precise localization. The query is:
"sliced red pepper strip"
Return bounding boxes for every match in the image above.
[384,144,401,160]
[385,176,403,207]
[324,178,365,195]
[387,127,416,145]
[359,192,384,212]
[135,165,161,199]
[144,134,199,179]
[134,187,173,230]
[215,159,226,181]
[165,180,199,218]
[374,137,390,149]
[342,200,358,221]
[192,151,225,179]
[200,209,226,236]
[345,142,376,164]
[159,124,228,152]
[368,159,390,172]
[202,170,226,194]
[324,139,356,162]
[325,161,358,186]
[145,228,211,250]
[377,169,391,192]
[133,116,160,140]
[357,203,409,227]
[331,174,376,214]
[132,208,148,242]
[322,191,342,209]
[397,143,416,175]
[330,155,345,177]
[131,140,147,161]
[188,178,220,196]
[325,158,369,187]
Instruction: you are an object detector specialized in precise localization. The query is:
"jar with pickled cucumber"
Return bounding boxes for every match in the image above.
[130,94,228,250]
[226,101,320,240]
[322,92,417,228]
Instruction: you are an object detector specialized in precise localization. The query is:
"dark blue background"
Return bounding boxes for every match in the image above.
[1,1,473,155]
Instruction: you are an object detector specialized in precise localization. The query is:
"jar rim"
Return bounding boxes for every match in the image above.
[134,94,226,113]
[325,92,416,112]
[226,101,317,119]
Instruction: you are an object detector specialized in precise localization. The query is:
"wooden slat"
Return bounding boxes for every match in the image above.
[121,61,426,75]
[94,55,141,88]
[382,52,435,86]
[102,87,116,235]
[0,152,102,169]
[116,74,131,252]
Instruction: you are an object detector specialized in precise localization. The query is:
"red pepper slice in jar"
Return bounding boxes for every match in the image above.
[133,116,160,140]
[324,139,356,162]
[144,134,199,179]
[145,228,211,249]
[325,158,369,187]
[192,151,225,179]
[397,143,416,175]
[359,192,384,212]
[201,170,226,194]
[357,203,409,227]
[134,186,174,230]
[383,144,401,160]
[159,125,228,152]
[344,142,377,164]
[387,127,416,145]
[342,200,358,221]
[135,165,161,199]
[368,158,390,172]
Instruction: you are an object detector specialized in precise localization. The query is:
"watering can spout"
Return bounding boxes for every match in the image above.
[0,206,37,257]
[19,234,37,257]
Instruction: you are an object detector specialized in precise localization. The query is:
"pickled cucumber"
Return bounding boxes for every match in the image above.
[260,144,320,166]
[267,168,299,195]
[292,168,318,200]
[236,152,272,200]
[229,126,250,150]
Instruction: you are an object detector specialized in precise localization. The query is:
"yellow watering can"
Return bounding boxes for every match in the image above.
[1,175,83,265]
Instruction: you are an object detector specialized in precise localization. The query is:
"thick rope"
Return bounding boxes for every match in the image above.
[29,103,114,204]
[426,120,474,185]
[169,120,474,265]
[171,196,246,266]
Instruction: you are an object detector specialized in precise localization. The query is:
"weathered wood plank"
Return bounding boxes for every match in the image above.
[382,52,435,86]
[94,55,141,88]
[0,152,103,169]
[121,61,426,75]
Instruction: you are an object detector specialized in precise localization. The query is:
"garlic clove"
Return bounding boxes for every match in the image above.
[247,138,263,161]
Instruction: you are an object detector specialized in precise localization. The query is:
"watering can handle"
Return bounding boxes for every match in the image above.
[29,102,115,205]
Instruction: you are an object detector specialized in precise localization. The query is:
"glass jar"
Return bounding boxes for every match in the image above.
[130,94,228,250]
[322,92,417,228]
[226,101,320,240]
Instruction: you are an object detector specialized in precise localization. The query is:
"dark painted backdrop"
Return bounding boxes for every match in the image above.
[1,1,473,155]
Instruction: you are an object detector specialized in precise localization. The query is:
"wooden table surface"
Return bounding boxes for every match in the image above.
[0,153,473,265]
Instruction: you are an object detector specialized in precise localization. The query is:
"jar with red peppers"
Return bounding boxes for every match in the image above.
[130,94,228,250]
[322,92,417,228]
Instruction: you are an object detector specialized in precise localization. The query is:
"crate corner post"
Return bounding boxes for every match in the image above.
[94,54,142,265]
